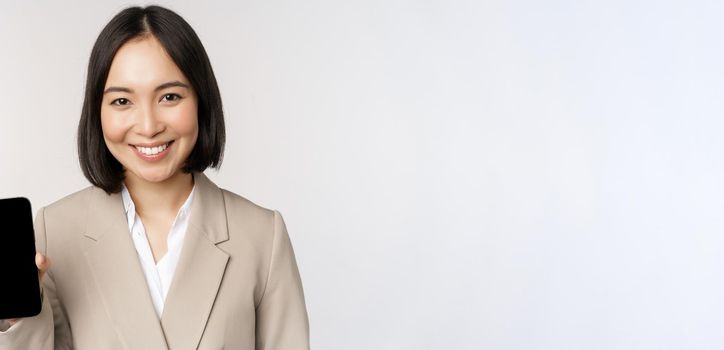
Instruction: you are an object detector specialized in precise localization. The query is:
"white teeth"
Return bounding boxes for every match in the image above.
[135,142,169,155]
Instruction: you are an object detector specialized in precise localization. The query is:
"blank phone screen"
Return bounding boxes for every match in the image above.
[0,197,42,319]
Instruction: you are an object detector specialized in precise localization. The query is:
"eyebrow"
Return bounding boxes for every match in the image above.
[103,81,190,94]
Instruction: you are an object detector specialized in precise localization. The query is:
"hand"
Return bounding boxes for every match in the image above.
[3,252,50,327]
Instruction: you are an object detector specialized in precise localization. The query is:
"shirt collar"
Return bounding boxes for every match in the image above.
[120,181,196,231]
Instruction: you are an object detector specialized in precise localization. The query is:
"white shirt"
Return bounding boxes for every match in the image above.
[121,183,195,319]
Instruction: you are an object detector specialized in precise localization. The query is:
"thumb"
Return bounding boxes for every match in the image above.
[36,252,50,280]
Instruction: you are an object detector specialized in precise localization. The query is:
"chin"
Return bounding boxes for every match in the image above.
[129,168,177,183]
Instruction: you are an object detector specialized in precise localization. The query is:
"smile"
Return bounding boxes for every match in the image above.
[135,142,170,155]
[129,140,174,161]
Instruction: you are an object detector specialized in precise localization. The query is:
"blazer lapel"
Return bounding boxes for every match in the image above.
[83,186,170,349]
[160,172,230,350]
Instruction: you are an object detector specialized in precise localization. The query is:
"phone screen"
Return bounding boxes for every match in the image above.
[0,197,42,319]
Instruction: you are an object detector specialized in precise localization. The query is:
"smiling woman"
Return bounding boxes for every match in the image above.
[100,36,200,186]
[78,6,224,195]
[0,5,309,350]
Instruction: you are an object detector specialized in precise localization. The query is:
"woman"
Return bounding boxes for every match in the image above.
[0,5,309,349]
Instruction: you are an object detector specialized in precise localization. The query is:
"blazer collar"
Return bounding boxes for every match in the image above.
[85,171,229,244]
[82,171,230,349]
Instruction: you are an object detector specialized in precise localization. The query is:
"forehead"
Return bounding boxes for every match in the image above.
[105,36,189,89]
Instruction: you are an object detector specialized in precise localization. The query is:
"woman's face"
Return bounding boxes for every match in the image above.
[101,35,198,185]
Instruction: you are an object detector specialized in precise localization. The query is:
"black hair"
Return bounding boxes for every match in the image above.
[77,5,225,194]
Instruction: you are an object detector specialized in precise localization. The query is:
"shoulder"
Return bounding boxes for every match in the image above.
[34,186,101,254]
[41,186,97,222]
[218,187,277,226]
[214,187,290,252]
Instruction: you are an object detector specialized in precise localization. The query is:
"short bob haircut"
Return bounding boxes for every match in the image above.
[78,5,225,194]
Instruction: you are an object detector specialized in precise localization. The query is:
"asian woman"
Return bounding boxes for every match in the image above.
[0,5,309,350]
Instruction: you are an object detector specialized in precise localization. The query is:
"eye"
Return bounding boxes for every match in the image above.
[111,98,131,106]
[161,93,182,102]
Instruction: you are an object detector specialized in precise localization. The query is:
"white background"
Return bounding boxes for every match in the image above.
[1,1,723,349]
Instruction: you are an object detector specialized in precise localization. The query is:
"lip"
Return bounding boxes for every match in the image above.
[130,140,174,162]
[130,141,172,147]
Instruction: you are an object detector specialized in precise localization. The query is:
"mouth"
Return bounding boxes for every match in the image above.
[129,140,174,160]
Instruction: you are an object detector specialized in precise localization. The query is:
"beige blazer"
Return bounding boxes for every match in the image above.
[0,172,309,349]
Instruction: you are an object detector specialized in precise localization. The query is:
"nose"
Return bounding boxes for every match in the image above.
[134,103,165,138]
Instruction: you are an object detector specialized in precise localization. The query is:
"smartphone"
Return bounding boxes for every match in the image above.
[0,197,42,319]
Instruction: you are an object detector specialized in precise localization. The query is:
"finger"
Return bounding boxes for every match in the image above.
[36,253,50,280]
[7,318,18,326]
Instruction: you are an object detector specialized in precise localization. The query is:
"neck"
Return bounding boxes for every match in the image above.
[123,170,194,220]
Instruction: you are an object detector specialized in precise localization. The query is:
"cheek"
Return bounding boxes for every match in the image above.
[170,102,199,140]
[100,109,129,144]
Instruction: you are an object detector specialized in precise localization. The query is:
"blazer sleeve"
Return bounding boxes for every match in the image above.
[0,207,73,349]
[255,210,310,350]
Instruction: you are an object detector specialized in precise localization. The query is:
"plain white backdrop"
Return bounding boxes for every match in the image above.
[2,0,723,349]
